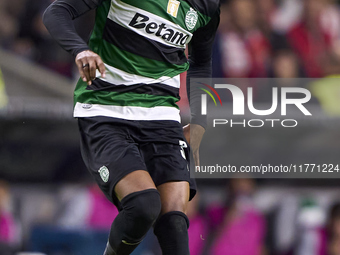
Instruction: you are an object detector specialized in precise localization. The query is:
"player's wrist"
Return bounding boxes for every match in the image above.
[74,47,91,58]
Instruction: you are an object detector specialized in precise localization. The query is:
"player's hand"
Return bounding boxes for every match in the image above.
[183,124,205,167]
[75,50,106,85]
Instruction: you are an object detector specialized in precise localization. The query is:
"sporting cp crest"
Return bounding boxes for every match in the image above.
[98,166,109,183]
[185,8,198,31]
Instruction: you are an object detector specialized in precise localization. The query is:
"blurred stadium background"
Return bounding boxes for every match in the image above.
[2,0,340,254]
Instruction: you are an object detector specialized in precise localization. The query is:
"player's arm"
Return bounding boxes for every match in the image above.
[185,11,220,166]
[43,0,107,85]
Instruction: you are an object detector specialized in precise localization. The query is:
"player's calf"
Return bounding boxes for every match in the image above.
[154,211,190,255]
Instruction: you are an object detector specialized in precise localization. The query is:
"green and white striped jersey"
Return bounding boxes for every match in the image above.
[73,0,218,122]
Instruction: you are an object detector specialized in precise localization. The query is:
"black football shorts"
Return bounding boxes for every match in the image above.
[78,116,196,207]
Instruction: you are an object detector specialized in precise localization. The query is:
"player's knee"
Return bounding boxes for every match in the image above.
[133,190,161,224]
[121,188,161,225]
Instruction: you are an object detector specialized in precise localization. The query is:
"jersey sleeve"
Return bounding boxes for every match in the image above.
[43,0,108,57]
[186,10,220,129]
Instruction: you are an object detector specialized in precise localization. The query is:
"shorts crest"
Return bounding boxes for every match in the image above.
[98,166,109,183]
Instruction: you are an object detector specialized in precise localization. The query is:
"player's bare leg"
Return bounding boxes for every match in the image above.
[104,170,161,255]
[154,181,191,255]
[114,170,156,200]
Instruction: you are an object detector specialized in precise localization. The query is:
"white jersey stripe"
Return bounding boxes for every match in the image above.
[108,0,192,49]
[95,63,180,88]
[74,102,181,122]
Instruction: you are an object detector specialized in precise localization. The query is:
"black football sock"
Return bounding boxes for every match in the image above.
[104,189,161,255]
[154,211,190,255]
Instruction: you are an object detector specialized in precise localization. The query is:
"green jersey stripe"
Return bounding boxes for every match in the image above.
[74,102,181,122]
[88,1,111,53]
[74,86,179,108]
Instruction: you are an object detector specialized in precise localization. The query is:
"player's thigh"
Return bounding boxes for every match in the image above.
[157,181,190,215]
[78,117,156,203]
[114,170,157,201]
